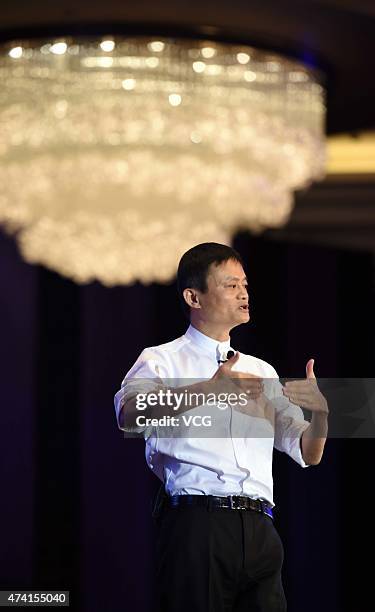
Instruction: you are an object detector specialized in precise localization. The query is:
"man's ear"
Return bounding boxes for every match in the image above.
[183,288,201,310]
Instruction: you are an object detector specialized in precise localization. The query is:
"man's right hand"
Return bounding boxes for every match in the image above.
[212,351,264,400]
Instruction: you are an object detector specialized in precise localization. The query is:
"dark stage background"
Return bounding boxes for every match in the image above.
[1,227,374,612]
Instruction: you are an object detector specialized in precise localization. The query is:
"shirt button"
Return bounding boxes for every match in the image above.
[149,463,154,469]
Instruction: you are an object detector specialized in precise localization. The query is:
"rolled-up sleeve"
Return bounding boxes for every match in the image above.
[114,348,169,435]
[270,370,311,468]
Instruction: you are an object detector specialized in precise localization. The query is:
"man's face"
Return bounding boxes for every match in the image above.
[197,259,250,329]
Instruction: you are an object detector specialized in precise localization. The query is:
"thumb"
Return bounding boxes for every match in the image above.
[225,351,240,368]
[306,358,316,379]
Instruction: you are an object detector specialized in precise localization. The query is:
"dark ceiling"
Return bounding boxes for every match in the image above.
[0,0,374,134]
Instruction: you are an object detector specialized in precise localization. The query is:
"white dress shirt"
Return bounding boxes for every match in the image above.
[114,324,311,506]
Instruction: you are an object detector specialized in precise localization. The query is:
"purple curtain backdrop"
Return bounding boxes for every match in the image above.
[1,228,374,612]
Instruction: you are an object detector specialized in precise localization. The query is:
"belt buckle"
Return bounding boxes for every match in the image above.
[229,496,237,510]
[229,496,246,510]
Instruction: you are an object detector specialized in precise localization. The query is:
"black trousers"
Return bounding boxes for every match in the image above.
[155,504,287,612]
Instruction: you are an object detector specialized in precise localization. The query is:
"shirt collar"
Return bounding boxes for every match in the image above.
[185,324,233,362]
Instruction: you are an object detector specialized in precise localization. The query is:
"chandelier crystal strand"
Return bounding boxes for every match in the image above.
[0,37,326,285]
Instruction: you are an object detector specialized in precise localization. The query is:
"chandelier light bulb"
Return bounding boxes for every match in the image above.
[50,42,68,55]
[168,93,182,106]
[100,39,115,52]
[236,52,250,64]
[9,46,23,59]
[148,41,165,53]
[192,61,206,73]
[201,47,217,59]
[121,78,136,90]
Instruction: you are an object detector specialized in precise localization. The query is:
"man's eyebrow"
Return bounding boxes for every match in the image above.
[223,276,248,281]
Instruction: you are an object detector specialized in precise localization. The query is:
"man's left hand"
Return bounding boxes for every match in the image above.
[282,359,328,415]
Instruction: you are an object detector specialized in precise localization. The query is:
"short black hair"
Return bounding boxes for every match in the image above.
[177,242,245,319]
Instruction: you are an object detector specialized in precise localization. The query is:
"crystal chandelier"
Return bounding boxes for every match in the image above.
[0,36,326,285]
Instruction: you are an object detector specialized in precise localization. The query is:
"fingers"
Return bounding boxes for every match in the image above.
[224,351,240,367]
[246,389,264,400]
[219,353,264,398]
[235,378,264,398]
[220,353,242,375]
[283,385,328,412]
[282,390,313,407]
[284,379,316,387]
[282,381,319,404]
[282,393,325,411]
[283,379,318,391]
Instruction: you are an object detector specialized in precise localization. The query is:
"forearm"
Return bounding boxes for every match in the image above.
[301,412,328,465]
[119,379,219,430]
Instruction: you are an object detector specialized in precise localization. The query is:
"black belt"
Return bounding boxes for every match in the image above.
[167,494,274,520]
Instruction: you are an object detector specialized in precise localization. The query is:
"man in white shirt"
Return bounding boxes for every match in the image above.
[114,242,328,612]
